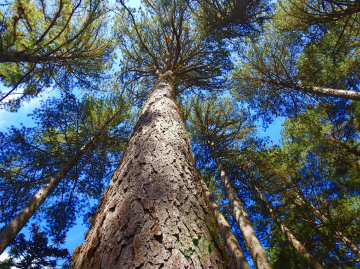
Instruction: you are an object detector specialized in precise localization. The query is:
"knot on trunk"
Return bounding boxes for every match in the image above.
[159,70,174,81]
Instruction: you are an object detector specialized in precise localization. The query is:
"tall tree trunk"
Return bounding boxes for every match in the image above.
[200,179,251,269]
[295,190,360,260]
[208,142,273,269]
[74,74,228,268]
[246,180,323,269]
[0,110,121,254]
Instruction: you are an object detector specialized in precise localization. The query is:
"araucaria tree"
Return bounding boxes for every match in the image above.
[73,0,233,268]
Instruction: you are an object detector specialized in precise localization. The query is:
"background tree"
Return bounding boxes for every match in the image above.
[276,0,360,26]
[0,0,113,111]
[188,96,274,269]
[232,0,360,123]
[238,101,360,267]
[0,224,70,269]
[200,177,251,269]
[188,0,271,40]
[0,91,133,253]
[188,96,326,269]
[279,101,360,261]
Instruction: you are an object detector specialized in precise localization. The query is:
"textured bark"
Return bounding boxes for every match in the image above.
[208,143,273,269]
[249,184,323,269]
[74,75,227,268]
[200,179,251,269]
[0,112,120,254]
[295,191,360,260]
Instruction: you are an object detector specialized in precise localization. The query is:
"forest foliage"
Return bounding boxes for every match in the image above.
[0,0,359,268]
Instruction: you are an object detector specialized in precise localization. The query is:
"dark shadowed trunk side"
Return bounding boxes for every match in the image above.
[74,75,228,268]
[200,179,251,269]
[208,142,273,269]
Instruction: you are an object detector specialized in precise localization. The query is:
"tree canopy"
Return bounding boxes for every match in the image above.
[0,224,70,269]
[0,0,359,268]
[0,91,133,253]
[0,0,113,111]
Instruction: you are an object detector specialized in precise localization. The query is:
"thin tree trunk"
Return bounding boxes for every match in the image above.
[248,183,323,269]
[73,73,228,268]
[200,179,251,269]
[271,80,360,101]
[297,85,360,101]
[208,142,273,269]
[295,191,360,260]
[0,110,120,254]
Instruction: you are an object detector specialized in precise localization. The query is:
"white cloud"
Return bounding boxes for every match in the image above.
[0,251,9,261]
[128,0,141,8]
[0,97,40,129]
[0,87,58,129]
